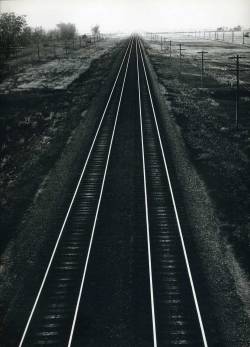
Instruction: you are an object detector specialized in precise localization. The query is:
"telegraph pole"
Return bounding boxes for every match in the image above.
[178,43,186,73]
[169,40,172,58]
[197,50,208,87]
[235,55,240,129]
[228,55,247,129]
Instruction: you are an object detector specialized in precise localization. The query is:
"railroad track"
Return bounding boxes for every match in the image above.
[17,37,208,346]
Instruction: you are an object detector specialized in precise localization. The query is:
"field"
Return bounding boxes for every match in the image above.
[143,34,250,274]
[0,37,120,254]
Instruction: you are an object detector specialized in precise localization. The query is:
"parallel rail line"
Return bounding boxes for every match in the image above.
[137,38,208,346]
[17,36,209,346]
[19,37,133,347]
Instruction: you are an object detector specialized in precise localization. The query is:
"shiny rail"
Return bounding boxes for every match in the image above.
[136,37,208,347]
[18,37,133,347]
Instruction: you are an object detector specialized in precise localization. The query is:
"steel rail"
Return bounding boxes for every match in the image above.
[18,37,133,347]
[137,37,208,347]
[136,39,158,347]
[67,38,133,346]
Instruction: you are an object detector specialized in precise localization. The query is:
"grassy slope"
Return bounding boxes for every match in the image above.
[0,41,123,254]
[145,43,250,274]
[0,40,127,343]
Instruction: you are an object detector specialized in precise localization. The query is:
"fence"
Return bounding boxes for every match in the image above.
[147,30,250,46]
[0,34,105,64]
[144,33,250,129]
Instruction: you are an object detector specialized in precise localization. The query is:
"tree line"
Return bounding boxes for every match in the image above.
[0,12,101,60]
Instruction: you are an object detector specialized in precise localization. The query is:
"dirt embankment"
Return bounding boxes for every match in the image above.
[0,38,128,343]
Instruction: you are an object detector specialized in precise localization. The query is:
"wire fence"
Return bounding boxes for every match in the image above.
[147,30,250,46]
[144,33,250,129]
[0,34,105,65]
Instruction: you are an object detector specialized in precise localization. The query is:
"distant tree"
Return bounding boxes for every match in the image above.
[91,25,100,36]
[47,29,59,41]
[0,12,27,58]
[46,29,59,57]
[56,22,76,41]
[233,25,242,32]
[20,26,32,46]
[32,27,46,59]
[32,27,46,46]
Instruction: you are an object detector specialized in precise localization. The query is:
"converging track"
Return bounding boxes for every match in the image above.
[18,37,208,346]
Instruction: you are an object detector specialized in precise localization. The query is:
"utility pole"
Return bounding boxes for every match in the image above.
[53,40,56,58]
[197,50,208,87]
[243,31,245,45]
[178,43,186,74]
[235,55,240,129]
[169,40,172,58]
[232,30,234,43]
[228,55,247,129]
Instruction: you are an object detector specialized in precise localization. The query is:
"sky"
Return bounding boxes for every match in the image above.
[1,0,250,34]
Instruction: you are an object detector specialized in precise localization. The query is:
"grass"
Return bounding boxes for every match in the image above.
[146,42,250,274]
[0,42,123,254]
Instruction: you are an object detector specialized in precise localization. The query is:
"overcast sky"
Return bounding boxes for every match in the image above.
[1,0,250,33]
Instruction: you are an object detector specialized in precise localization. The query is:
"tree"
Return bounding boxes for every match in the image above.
[91,25,100,36]
[233,25,242,32]
[47,29,59,41]
[91,25,100,43]
[56,22,76,41]
[0,12,27,58]
[32,27,46,59]
[20,26,32,46]
[32,27,46,41]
